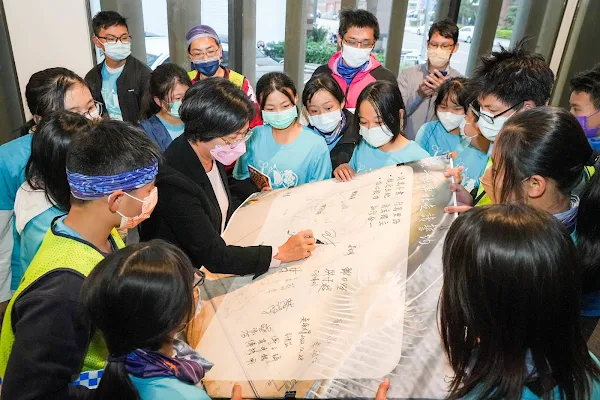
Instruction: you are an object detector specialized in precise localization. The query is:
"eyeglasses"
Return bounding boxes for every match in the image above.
[342,38,374,48]
[221,128,253,148]
[427,42,455,51]
[193,269,206,288]
[97,34,131,44]
[82,101,103,119]
[190,47,220,59]
[469,100,524,125]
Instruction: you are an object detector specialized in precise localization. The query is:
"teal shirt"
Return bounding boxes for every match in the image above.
[130,375,211,400]
[415,121,488,192]
[101,64,124,121]
[156,115,185,140]
[234,125,332,188]
[349,140,429,173]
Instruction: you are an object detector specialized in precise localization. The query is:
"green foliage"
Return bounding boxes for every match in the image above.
[266,41,285,59]
[503,5,518,27]
[495,29,513,39]
[458,0,478,25]
[306,41,337,64]
[310,26,329,43]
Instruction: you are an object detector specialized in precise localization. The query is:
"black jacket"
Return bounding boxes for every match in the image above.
[307,108,360,171]
[140,135,272,277]
[84,56,151,124]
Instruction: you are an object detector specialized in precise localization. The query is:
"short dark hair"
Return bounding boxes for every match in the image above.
[441,204,600,399]
[435,77,470,112]
[180,78,255,142]
[302,73,345,107]
[338,8,380,42]
[67,120,161,178]
[428,19,458,44]
[92,11,128,36]
[82,240,196,399]
[493,107,592,203]
[355,81,406,141]
[255,72,298,110]
[473,39,554,108]
[570,63,600,110]
[141,63,192,120]
[26,111,95,211]
[25,67,86,121]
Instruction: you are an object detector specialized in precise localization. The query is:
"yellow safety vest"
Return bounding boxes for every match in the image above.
[188,68,245,88]
[474,160,595,206]
[0,224,125,378]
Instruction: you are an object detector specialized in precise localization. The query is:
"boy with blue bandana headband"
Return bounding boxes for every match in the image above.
[0,121,160,400]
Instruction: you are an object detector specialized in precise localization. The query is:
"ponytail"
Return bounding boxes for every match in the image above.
[576,157,600,293]
[95,359,140,400]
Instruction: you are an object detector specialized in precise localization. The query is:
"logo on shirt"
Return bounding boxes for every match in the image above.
[355,162,372,174]
[259,161,298,188]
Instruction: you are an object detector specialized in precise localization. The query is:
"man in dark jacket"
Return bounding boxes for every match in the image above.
[85,11,151,124]
[311,9,397,113]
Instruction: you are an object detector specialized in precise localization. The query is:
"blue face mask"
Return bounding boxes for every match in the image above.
[192,58,220,77]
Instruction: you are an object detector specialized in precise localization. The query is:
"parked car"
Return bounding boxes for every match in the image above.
[458,26,475,43]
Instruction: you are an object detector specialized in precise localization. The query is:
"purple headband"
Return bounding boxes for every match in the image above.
[66,162,158,200]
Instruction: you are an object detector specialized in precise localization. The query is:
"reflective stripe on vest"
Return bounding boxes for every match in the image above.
[188,69,245,88]
[0,224,125,378]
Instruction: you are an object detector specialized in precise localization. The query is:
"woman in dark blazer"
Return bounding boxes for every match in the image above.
[140,78,316,278]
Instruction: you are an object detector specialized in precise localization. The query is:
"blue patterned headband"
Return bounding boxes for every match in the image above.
[66,162,158,200]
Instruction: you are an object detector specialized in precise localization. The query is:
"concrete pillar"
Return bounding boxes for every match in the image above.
[284,0,308,93]
[228,0,257,85]
[384,0,408,75]
[100,0,147,62]
[465,0,503,77]
[166,0,202,71]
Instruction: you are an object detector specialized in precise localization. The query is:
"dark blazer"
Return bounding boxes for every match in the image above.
[140,135,272,277]
[84,55,151,124]
[308,108,360,171]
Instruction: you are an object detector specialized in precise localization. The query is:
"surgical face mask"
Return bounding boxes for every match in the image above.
[103,42,131,61]
[427,47,452,69]
[459,117,478,140]
[308,109,342,134]
[359,124,393,147]
[576,110,600,138]
[113,187,158,229]
[437,111,464,132]
[167,101,182,118]
[192,58,220,77]
[477,112,510,142]
[262,106,298,130]
[210,141,246,165]
[341,44,372,68]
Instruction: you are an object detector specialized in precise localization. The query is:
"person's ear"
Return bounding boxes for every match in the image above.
[452,42,459,53]
[107,190,125,213]
[32,115,42,125]
[154,97,163,109]
[524,175,546,199]
[522,100,536,111]
[337,35,342,50]
[340,99,346,110]
[218,44,223,60]
[92,36,103,50]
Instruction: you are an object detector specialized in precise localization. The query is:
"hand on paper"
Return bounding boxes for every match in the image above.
[275,229,316,262]
[445,182,473,214]
[375,378,391,400]
[444,166,464,185]
[231,384,245,400]
[261,186,273,192]
[334,163,356,182]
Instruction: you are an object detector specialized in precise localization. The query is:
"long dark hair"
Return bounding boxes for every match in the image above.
[180,77,255,142]
[354,81,406,141]
[81,240,196,400]
[255,71,297,110]
[440,204,600,399]
[576,158,600,293]
[20,67,87,136]
[25,111,93,211]
[140,63,191,120]
[492,107,592,204]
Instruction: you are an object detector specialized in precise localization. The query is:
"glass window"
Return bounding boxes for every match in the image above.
[398,0,436,75]
[256,0,286,83]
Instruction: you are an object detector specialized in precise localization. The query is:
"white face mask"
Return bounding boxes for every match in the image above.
[308,109,342,133]
[342,44,372,68]
[427,47,452,69]
[103,42,131,61]
[477,112,510,142]
[437,111,464,132]
[459,117,477,140]
[359,124,393,147]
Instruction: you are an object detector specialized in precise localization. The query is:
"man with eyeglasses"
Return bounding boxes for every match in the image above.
[186,25,262,130]
[311,9,397,113]
[398,19,461,140]
[85,11,151,124]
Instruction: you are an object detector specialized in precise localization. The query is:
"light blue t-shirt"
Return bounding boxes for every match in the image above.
[349,140,430,174]
[101,64,124,121]
[156,115,185,140]
[130,375,211,400]
[415,121,489,192]
[234,125,332,189]
[0,134,33,292]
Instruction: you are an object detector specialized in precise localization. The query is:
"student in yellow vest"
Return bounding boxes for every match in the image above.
[185,24,263,129]
[0,121,160,399]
